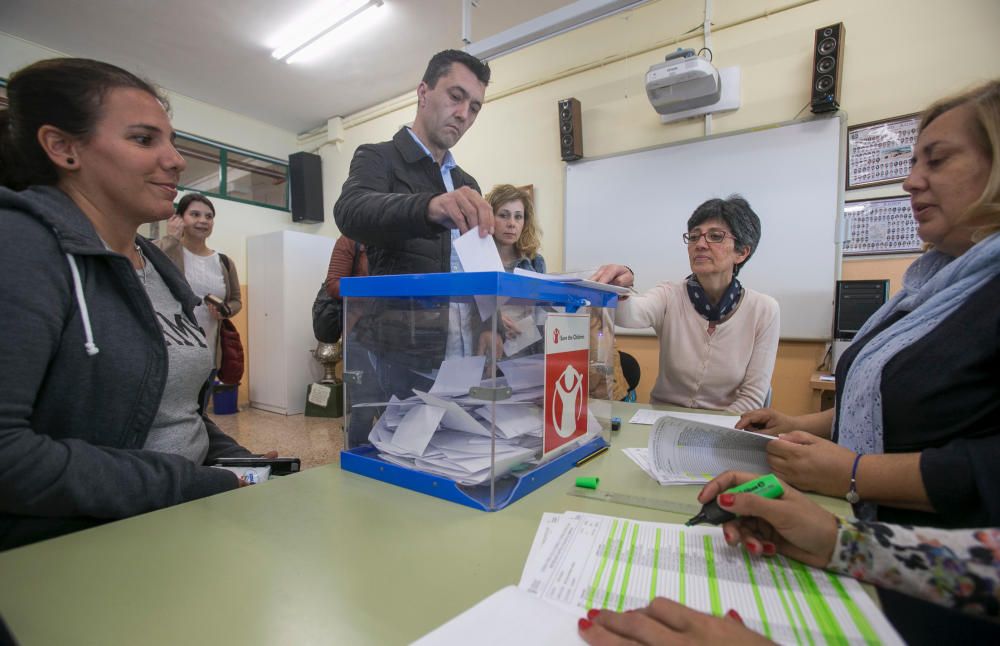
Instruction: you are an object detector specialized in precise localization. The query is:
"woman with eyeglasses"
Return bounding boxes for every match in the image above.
[592,195,779,413]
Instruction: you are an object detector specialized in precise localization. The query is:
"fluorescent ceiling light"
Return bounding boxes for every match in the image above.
[271,0,383,63]
[465,0,651,61]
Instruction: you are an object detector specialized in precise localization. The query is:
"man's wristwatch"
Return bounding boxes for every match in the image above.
[846,453,862,504]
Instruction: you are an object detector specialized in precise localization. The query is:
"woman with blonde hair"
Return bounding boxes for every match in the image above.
[732,79,1000,641]
[485,184,545,273]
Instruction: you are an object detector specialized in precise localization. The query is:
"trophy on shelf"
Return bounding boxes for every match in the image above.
[305,340,343,417]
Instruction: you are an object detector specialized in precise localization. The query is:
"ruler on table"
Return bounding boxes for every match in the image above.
[568,487,702,516]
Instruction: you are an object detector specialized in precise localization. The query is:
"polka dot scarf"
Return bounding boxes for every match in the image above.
[685,274,743,322]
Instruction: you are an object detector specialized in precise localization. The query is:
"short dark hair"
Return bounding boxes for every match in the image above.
[686,194,762,275]
[422,49,491,88]
[176,193,216,217]
[0,58,166,191]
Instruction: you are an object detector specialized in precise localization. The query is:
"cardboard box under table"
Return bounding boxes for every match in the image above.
[339,271,620,510]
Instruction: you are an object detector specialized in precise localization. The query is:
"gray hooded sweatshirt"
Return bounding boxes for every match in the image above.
[0,185,251,550]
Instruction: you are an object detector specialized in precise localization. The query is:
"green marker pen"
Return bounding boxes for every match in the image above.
[685,473,784,526]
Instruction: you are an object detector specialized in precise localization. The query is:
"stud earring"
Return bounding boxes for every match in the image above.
[66,157,75,165]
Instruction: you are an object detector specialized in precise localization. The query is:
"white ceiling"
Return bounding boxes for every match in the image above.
[0,0,580,134]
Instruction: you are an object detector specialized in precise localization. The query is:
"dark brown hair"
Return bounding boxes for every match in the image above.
[0,58,166,190]
[422,49,491,88]
[175,193,216,217]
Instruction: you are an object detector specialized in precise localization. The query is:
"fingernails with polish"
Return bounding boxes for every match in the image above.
[578,618,593,631]
[763,542,777,555]
[587,608,600,620]
[726,609,744,624]
[719,493,735,507]
[723,528,732,542]
[748,541,761,555]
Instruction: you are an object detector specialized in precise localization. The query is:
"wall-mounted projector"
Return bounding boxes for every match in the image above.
[645,48,721,114]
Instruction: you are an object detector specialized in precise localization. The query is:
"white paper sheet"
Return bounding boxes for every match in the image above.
[413,585,585,646]
[502,314,543,357]
[430,356,487,397]
[498,356,545,390]
[518,511,903,645]
[454,226,507,321]
[648,415,772,482]
[628,409,741,428]
[389,404,446,456]
[454,226,504,273]
[474,404,543,438]
[414,390,490,436]
[622,448,707,485]
[513,268,633,295]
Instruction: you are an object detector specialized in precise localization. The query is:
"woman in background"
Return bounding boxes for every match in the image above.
[486,183,545,273]
[484,184,626,399]
[593,195,779,413]
[0,58,254,550]
[156,193,241,364]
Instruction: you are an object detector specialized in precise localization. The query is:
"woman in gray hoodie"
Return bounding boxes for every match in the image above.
[0,58,256,550]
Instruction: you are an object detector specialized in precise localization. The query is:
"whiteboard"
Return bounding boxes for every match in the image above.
[564,116,843,340]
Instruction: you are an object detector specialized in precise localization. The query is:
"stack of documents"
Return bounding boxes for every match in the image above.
[418,511,901,645]
[623,412,772,485]
[516,511,902,644]
[364,354,595,485]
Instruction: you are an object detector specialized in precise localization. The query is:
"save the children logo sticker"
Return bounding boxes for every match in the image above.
[543,314,589,455]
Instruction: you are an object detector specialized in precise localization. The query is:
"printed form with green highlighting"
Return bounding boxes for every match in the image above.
[519,512,902,645]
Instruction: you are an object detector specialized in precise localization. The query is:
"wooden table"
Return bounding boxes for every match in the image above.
[810,371,836,412]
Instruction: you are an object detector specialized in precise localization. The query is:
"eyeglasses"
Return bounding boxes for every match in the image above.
[683,230,733,244]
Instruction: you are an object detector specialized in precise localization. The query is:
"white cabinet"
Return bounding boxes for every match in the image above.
[247,231,334,415]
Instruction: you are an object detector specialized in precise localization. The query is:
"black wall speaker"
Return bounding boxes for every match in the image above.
[810,22,846,114]
[558,97,583,161]
[289,151,324,223]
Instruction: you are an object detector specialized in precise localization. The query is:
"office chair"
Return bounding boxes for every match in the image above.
[618,351,641,402]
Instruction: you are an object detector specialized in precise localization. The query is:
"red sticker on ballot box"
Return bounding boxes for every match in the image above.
[543,314,589,455]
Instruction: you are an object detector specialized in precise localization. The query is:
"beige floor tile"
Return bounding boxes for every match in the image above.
[211,406,344,470]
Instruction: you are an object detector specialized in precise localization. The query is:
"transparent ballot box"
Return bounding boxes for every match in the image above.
[339,271,621,511]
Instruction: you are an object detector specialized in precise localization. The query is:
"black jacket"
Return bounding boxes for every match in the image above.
[333,128,481,276]
[0,186,250,550]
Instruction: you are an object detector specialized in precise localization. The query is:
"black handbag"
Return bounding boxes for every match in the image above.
[312,241,360,343]
[312,281,345,343]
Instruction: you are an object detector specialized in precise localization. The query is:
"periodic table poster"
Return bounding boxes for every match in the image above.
[843,196,921,255]
[846,114,920,189]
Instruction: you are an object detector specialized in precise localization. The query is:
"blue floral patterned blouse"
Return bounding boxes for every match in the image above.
[829,519,1000,620]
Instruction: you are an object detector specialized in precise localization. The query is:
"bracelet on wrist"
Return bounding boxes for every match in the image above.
[846,453,862,504]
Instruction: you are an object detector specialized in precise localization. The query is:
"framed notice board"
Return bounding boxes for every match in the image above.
[846,113,920,189]
[843,195,921,255]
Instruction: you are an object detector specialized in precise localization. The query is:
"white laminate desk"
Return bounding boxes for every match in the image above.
[0,402,850,645]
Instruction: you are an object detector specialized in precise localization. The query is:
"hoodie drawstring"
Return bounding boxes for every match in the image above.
[65,253,100,356]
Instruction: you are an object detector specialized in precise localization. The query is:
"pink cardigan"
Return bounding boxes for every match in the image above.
[615,281,779,413]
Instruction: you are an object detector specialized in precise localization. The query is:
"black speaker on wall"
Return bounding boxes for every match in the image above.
[810,22,846,114]
[289,151,324,223]
[558,97,583,161]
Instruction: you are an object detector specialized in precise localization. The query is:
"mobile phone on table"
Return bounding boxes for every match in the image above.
[213,457,301,476]
[203,294,232,318]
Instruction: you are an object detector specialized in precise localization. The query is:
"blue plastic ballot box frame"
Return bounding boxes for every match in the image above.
[339,271,619,511]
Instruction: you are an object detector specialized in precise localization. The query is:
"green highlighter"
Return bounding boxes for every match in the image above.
[685,473,784,526]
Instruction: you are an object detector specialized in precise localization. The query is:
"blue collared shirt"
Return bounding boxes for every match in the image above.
[406,128,474,357]
[406,128,462,273]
